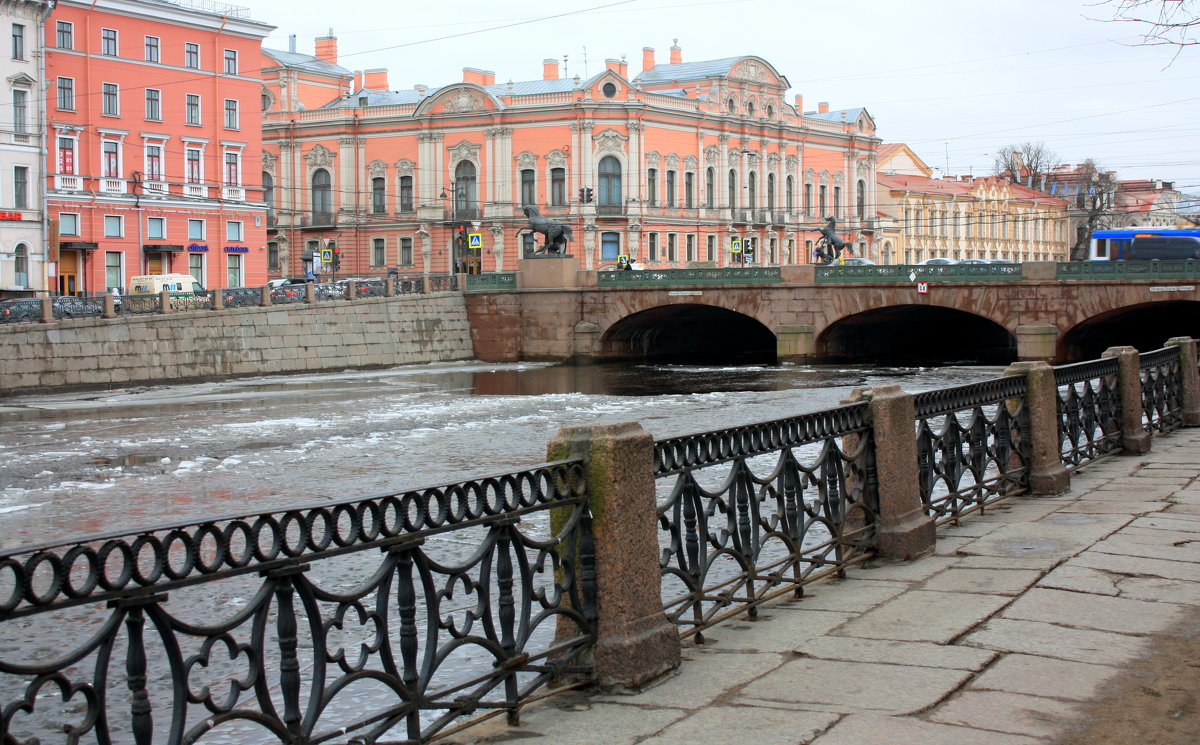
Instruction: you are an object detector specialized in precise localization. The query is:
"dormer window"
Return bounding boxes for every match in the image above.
[727,98,736,113]
[602,82,617,98]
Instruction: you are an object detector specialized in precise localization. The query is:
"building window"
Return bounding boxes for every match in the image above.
[550,167,565,206]
[268,242,279,270]
[646,168,657,206]
[224,151,240,185]
[104,215,123,237]
[520,169,535,207]
[145,144,163,181]
[804,182,812,214]
[684,172,695,209]
[223,49,238,74]
[12,90,26,134]
[372,177,386,213]
[521,233,537,258]
[728,169,737,208]
[453,160,477,216]
[59,213,79,235]
[148,217,165,239]
[748,172,757,208]
[57,136,76,173]
[144,36,159,62]
[186,94,200,125]
[856,179,866,219]
[223,99,239,129]
[185,147,201,183]
[12,23,24,60]
[706,234,715,261]
[188,219,204,240]
[666,170,676,207]
[819,185,827,215]
[13,166,28,209]
[600,231,620,261]
[102,141,119,178]
[102,83,119,116]
[767,173,776,210]
[13,243,29,286]
[667,233,677,262]
[311,168,332,218]
[226,253,243,287]
[686,234,696,262]
[647,233,658,262]
[372,237,385,266]
[185,42,199,69]
[400,236,413,265]
[145,89,161,120]
[105,251,122,291]
[56,21,72,49]
[262,172,273,209]
[786,176,794,211]
[399,175,413,211]
[226,221,242,241]
[57,77,74,110]
[833,185,841,217]
[597,155,621,206]
[101,28,117,56]
[705,168,714,208]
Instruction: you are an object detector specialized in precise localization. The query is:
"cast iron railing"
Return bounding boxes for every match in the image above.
[1057,260,1199,280]
[428,275,458,292]
[815,263,1023,283]
[221,287,261,309]
[0,463,595,745]
[1140,346,1184,434]
[652,404,877,640]
[597,267,782,287]
[913,376,1031,523]
[1054,358,1122,469]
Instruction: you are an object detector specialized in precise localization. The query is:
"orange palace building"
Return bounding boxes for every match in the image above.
[262,40,882,277]
[45,0,272,295]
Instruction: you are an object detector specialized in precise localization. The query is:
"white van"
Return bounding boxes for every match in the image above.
[129,274,206,295]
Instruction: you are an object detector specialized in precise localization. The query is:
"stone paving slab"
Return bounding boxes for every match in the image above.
[695,609,854,653]
[808,714,1044,745]
[1091,531,1200,563]
[591,647,784,709]
[1000,587,1186,634]
[475,700,685,745]
[1069,549,1200,579]
[962,618,1151,665]
[736,657,974,715]
[835,590,1012,644]
[1115,576,1200,604]
[919,568,1043,596]
[1129,515,1200,533]
[648,706,840,745]
[843,555,959,583]
[1058,501,1169,514]
[1036,564,1121,596]
[795,636,996,671]
[956,517,1129,564]
[969,653,1119,700]
[786,580,907,613]
[929,690,1080,738]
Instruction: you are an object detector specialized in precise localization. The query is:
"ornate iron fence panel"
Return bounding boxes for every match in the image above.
[815,263,1023,283]
[653,404,877,639]
[0,462,595,745]
[1140,346,1184,434]
[119,294,163,315]
[913,376,1031,523]
[428,275,458,292]
[270,285,307,304]
[1054,358,1122,469]
[395,277,424,295]
[221,287,262,309]
[313,282,345,301]
[1057,260,1199,280]
[466,273,517,290]
[351,279,387,299]
[597,267,782,287]
[0,299,42,324]
[169,293,212,312]
[50,296,105,320]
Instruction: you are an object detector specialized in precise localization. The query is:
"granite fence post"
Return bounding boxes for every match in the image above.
[305,282,316,304]
[1102,346,1151,454]
[546,421,680,690]
[39,297,52,323]
[385,276,395,297]
[159,290,172,314]
[1165,336,1200,427]
[211,289,224,311]
[842,385,935,561]
[1003,361,1070,494]
[102,294,116,319]
[260,285,272,307]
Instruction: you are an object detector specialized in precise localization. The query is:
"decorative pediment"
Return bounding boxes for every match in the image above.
[729,58,784,87]
[646,151,661,168]
[305,144,334,169]
[593,128,628,154]
[395,158,414,176]
[684,155,698,171]
[766,153,781,170]
[727,149,742,164]
[704,146,720,165]
[448,139,481,163]
[7,73,35,88]
[665,154,680,170]
[262,151,277,174]
[516,151,537,169]
[431,85,495,114]
[547,149,567,168]
[368,159,387,178]
[833,172,845,187]
[785,155,799,171]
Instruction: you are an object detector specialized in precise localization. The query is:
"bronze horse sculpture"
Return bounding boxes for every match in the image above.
[814,216,847,264]
[521,206,574,254]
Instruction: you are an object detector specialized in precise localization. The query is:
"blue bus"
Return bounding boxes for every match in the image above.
[1089,227,1200,260]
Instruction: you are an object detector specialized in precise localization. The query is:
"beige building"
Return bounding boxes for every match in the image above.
[875,145,1070,264]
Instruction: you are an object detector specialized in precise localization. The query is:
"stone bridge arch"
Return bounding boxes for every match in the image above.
[813,303,1018,365]
[1060,299,1200,361]
[593,296,777,364]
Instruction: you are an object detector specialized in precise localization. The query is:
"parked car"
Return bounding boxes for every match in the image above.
[957,259,989,265]
[839,258,877,266]
[919,258,957,265]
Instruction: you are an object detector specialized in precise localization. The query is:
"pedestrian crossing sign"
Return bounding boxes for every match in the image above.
[320,248,332,263]
[731,239,742,253]
[468,232,483,249]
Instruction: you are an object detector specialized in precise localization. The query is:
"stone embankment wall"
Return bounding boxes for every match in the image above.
[0,294,475,396]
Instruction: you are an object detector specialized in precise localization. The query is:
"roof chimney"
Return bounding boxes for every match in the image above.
[543,58,559,80]
[642,46,655,72]
[288,34,296,53]
[818,101,829,113]
[669,39,681,65]
[314,33,337,64]
[414,84,428,96]
[462,67,491,85]
[363,68,388,89]
[605,58,621,74]
[352,71,363,90]
[794,94,803,111]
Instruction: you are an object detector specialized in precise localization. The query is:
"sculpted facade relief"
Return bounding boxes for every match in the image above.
[704,146,720,165]
[516,151,537,169]
[547,150,567,168]
[593,128,627,154]
[305,144,334,169]
[368,160,387,178]
[395,159,414,176]
[449,140,481,164]
[441,88,485,113]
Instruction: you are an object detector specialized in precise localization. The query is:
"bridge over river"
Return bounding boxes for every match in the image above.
[465,258,1200,365]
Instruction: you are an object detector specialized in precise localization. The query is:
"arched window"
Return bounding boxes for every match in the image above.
[767,173,776,211]
[786,175,794,211]
[372,177,386,214]
[454,160,477,217]
[311,168,332,219]
[705,167,714,208]
[14,243,28,287]
[262,172,274,210]
[856,179,866,219]
[748,172,757,208]
[728,169,737,209]
[597,155,621,206]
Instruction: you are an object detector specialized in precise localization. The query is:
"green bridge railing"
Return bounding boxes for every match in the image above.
[465,272,518,290]
[1056,260,1199,280]
[815,263,1023,283]
[597,267,782,286]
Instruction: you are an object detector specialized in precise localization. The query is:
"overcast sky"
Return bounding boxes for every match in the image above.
[244,0,1199,191]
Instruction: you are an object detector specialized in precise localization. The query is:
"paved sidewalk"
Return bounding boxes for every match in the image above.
[449,428,1200,744]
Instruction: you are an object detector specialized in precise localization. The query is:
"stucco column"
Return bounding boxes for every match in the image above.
[1015,322,1058,362]
[546,422,680,689]
[337,136,356,213]
[1003,361,1070,494]
[1103,346,1152,454]
[1165,336,1200,426]
[842,385,935,561]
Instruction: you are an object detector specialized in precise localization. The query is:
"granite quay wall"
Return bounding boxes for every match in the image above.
[0,293,474,396]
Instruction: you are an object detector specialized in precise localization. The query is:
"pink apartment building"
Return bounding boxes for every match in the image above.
[261,40,882,278]
[45,0,272,295]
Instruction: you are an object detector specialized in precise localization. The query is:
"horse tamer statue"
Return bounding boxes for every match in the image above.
[521,206,574,254]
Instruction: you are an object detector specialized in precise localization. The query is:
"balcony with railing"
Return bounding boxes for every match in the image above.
[222,186,246,201]
[184,183,210,199]
[143,180,169,195]
[596,203,626,217]
[54,174,83,191]
[100,178,127,195]
[303,211,335,228]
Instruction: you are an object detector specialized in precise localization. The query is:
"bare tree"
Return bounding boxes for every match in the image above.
[992,142,1061,189]
[1069,159,1121,261]
[1094,0,1199,50]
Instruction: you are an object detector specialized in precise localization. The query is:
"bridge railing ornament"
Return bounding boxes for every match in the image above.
[598,267,782,286]
[1139,346,1185,434]
[1053,357,1123,468]
[1057,259,1199,281]
[815,263,1023,283]
[0,462,595,745]
[652,404,877,640]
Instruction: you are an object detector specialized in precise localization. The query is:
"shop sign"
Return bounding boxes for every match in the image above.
[224,246,249,253]
[0,211,23,220]
[187,244,209,252]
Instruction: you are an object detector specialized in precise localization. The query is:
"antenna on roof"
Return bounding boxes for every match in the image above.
[563,54,569,78]
[582,46,588,78]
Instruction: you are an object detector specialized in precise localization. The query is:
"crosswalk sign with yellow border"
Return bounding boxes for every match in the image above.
[468,232,482,249]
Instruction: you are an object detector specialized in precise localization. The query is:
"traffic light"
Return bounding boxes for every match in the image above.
[331,246,341,271]
[585,187,594,203]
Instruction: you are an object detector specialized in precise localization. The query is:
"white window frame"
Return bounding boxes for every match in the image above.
[55,20,72,50]
[185,93,201,125]
[100,27,118,56]
[101,139,121,178]
[184,42,199,68]
[56,77,74,110]
[225,220,243,241]
[104,214,124,237]
[223,150,241,185]
[223,48,238,74]
[185,146,203,184]
[101,82,119,116]
[59,212,80,235]
[223,99,239,129]
[147,216,165,239]
[187,218,205,240]
[145,88,161,121]
[56,133,78,174]
[144,35,159,62]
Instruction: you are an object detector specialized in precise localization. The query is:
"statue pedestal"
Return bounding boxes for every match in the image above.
[518,254,580,289]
